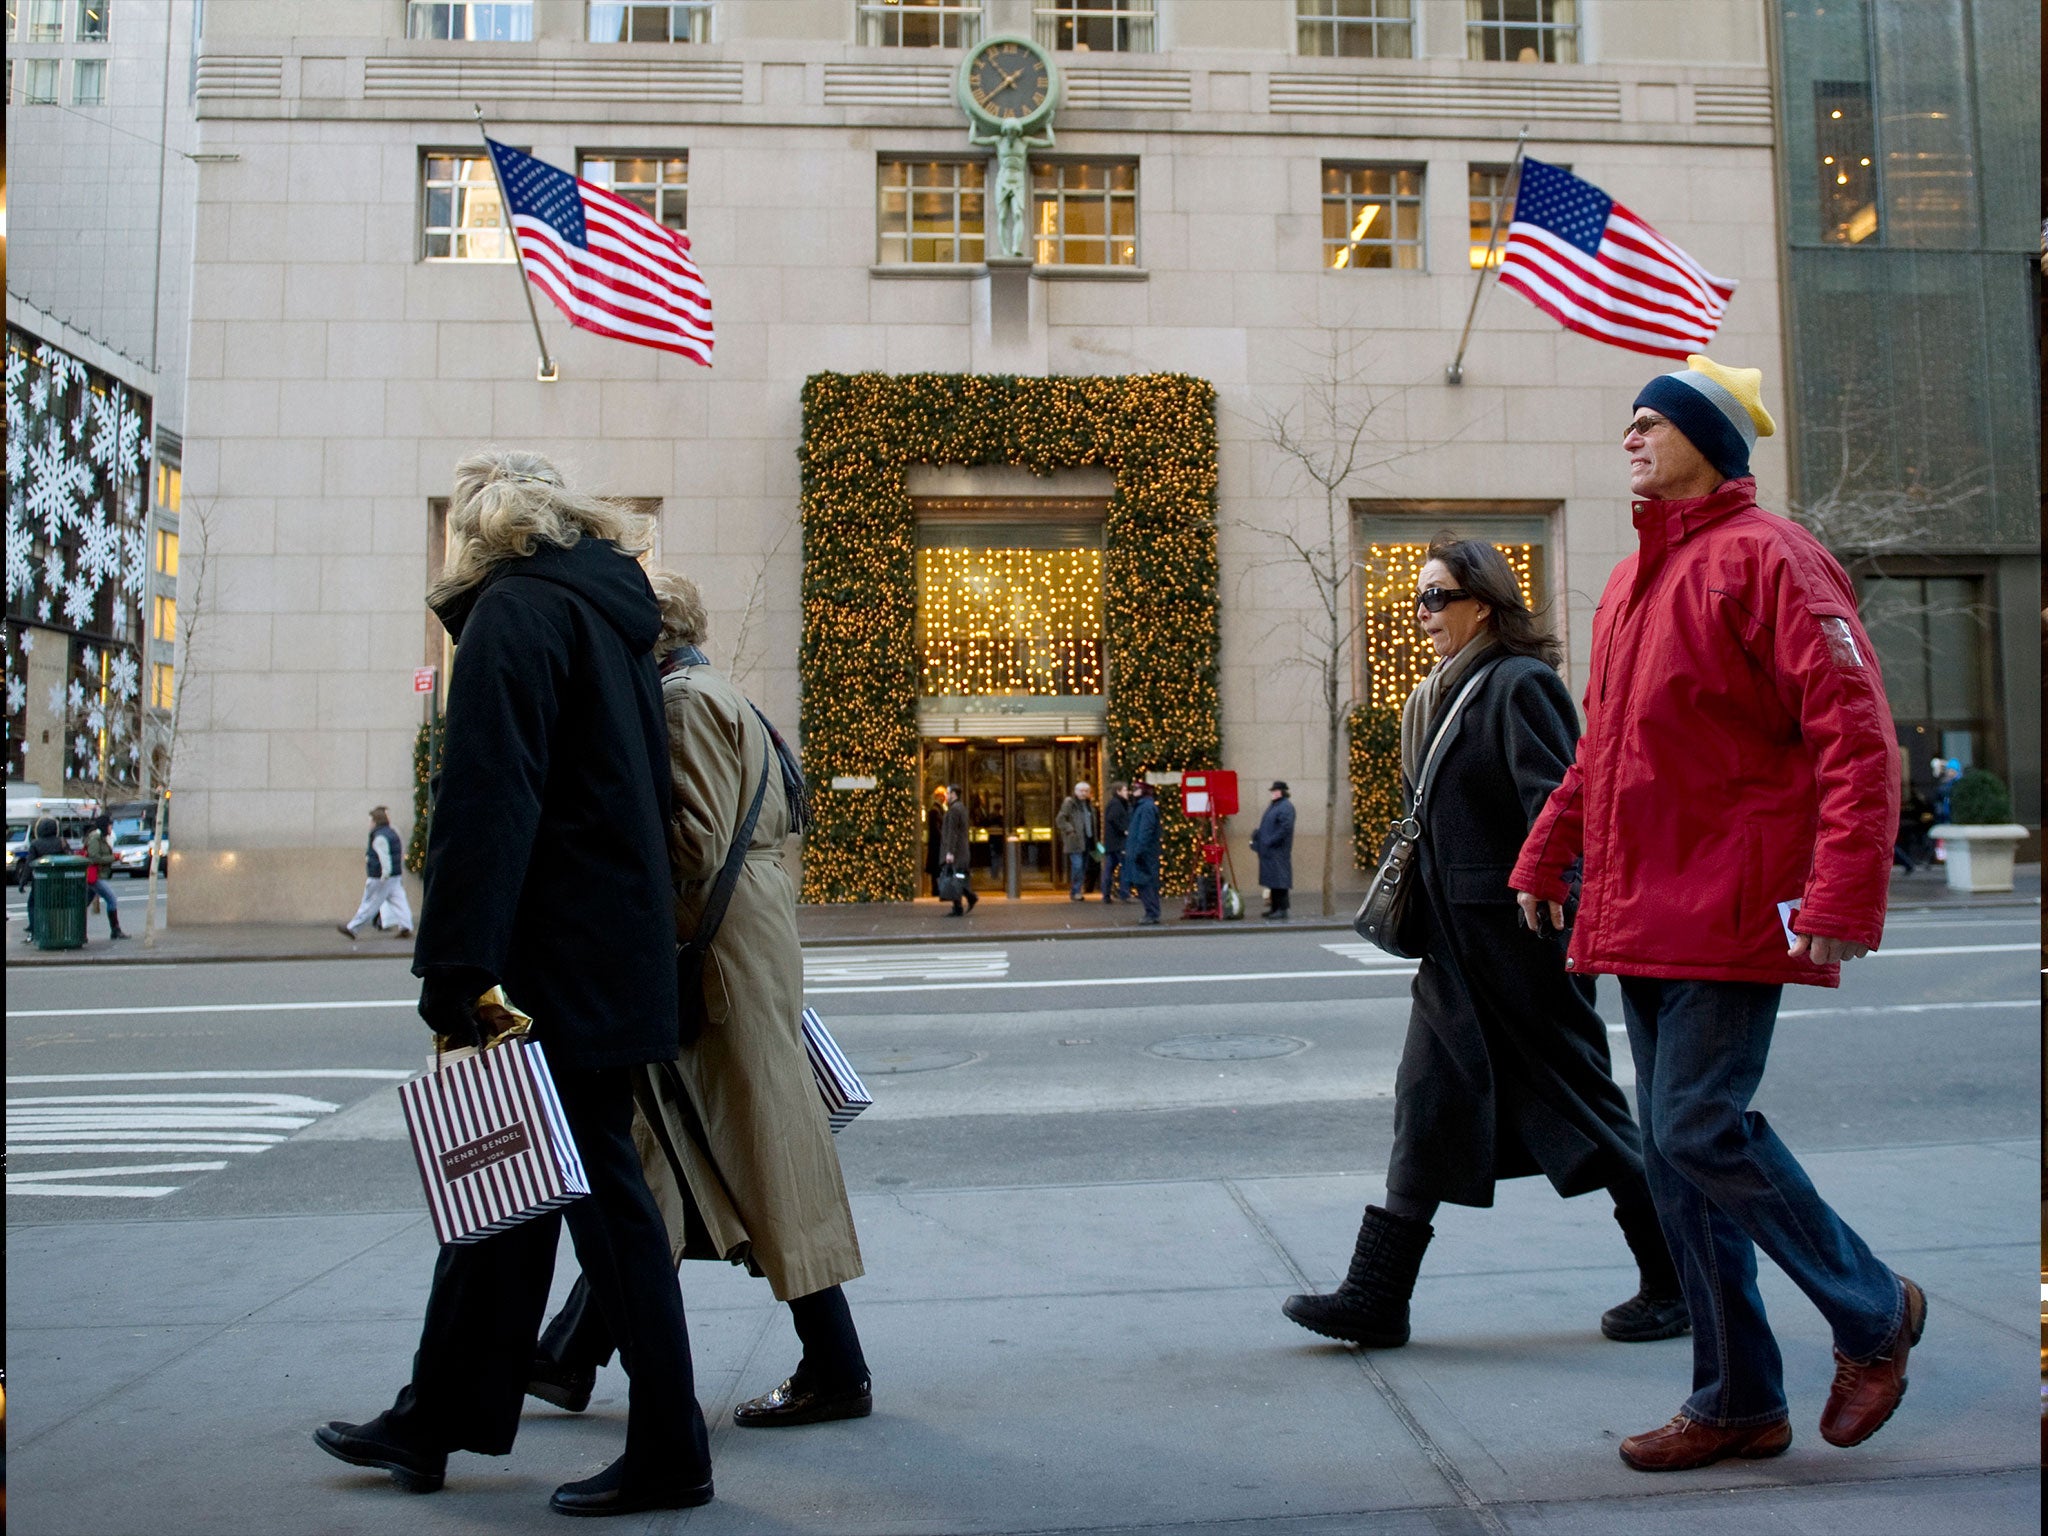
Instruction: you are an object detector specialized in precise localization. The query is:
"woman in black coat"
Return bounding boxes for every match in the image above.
[1282,538,1685,1351]
[315,449,715,1518]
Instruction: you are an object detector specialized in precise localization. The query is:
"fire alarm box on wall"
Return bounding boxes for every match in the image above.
[1181,770,1238,817]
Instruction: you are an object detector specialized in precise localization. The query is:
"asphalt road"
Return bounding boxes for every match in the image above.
[5,908,2037,1220]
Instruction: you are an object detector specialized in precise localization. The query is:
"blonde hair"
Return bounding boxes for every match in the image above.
[649,568,709,652]
[429,447,655,608]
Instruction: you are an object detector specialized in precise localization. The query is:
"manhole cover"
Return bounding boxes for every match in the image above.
[859,1048,980,1075]
[1146,1034,1308,1061]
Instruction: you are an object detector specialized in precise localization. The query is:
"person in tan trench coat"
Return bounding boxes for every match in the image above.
[528,570,872,1430]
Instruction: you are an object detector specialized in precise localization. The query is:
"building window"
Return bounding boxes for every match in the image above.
[75,0,105,40]
[1354,510,1549,709]
[422,153,512,261]
[71,57,105,104]
[1031,160,1137,267]
[1814,81,1879,244]
[579,153,688,231]
[587,1,711,42]
[5,2,15,40]
[1034,0,1152,53]
[917,522,1105,698]
[1296,0,1412,59]
[1468,164,1515,268]
[150,662,174,710]
[1323,164,1424,270]
[878,158,986,265]
[26,0,60,39]
[406,1,533,40]
[858,0,980,48]
[154,456,181,517]
[19,56,58,102]
[1858,574,1989,782]
[154,528,179,578]
[1466,0,1576,64]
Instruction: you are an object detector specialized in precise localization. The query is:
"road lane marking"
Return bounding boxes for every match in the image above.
[7,1089,346,1198]
[7,1160,231,1199]
[1601,997,2038,1032]
[1322,943,1433,968]
[1866,944,2036,957]
[6,1068,417,1083]
[804,946,1009,982]
[808,967,1420,995]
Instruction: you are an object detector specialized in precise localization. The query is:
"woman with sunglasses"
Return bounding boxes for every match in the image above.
[1281,537,1686,1352]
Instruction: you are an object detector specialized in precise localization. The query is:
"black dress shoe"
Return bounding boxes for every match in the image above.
[549,1455,713,1518]
[733,1375,873,1428]
[526,1357,596,1413]
[313,1414,446,1493]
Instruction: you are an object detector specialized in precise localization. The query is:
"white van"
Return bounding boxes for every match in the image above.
[6,792,103,875]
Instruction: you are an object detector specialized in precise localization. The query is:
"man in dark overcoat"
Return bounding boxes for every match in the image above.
[1100,781,1132,901]
[315,490,713,1517]
[1124,782,1161,925]
[939,785,977,915]
[1250,781,1296,919]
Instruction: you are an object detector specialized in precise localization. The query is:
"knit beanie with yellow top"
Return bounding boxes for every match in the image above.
[1632,354,1777,481]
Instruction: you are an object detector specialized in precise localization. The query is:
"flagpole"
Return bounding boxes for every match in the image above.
[1445,125,1529,386]
[474,105,558,383]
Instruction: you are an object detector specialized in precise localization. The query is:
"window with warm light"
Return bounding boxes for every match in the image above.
[152,593,177,646]
[878,158,987,264]
[859,0,981,48]
[917,527,1105,699]
[155,457,181,515]
[1466,0,1576,63]
[154,528,179,578]
[578,152,688,231]
[588,1,711,41]
[1035,0,1153,53]
[1354,515,1547,708]
[1815,83,1879,244]
[1466,161,1563,268]
[421,152,512,261]
[1296,0,1412,59]
[1323,164,1423,270]
[151,662,174,710]
[1032,160,1138,267]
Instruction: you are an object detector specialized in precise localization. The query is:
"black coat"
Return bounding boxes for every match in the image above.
[1124,795,1160,883]
[1103,793,1132,854]
[415,538,679,1072]
[1250,796,1295,889]
[1387,654,1645,1209]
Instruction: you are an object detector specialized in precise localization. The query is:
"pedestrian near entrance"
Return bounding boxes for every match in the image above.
[338,807,413,941]
[1511,356,1916,1474]
[1125,781,1161,925]
[530,570,870,1432]
[1250,783,1295,920]
[1282,539,1684,1355]
[314,449,714,1518]
[940,784,977,915]
[925,786,948,896]
[81,814,129,940]
[1101,781,1132,901]
[1055,781,1096,901]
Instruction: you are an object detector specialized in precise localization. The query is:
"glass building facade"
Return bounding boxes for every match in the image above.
[1772,0,2040,823]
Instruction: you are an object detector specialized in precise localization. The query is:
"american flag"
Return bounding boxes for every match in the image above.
[1495,158,1734,361]
[485,138,713,367]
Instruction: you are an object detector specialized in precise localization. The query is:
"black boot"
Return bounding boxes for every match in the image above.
[1601,1202,1690,1342]
[1280,1205,1433,1348]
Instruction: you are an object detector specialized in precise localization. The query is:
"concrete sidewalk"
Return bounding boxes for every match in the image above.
[11,863,2039,966]
[8,1139,2038,1534]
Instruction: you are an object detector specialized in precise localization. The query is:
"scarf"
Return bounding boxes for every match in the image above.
[1399,634,1497,789]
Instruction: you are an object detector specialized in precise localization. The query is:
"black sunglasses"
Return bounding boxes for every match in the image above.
[1415,587,1474,613]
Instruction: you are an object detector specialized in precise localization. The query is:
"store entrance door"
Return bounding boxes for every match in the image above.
[920,738,1101,892]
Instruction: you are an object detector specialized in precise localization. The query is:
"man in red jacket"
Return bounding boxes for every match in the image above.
[1511,355,1920,1473]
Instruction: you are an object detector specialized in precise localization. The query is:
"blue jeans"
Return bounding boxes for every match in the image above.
[1069,851,1088,898]
[1620,977,1904,1428]
[1101,850,1126,900]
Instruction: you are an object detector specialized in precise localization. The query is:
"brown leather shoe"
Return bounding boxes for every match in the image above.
[1819,1276,1926,1447]
[1619,1412,1792,1472]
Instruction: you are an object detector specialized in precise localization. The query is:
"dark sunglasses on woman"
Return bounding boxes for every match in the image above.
[1414,587,1473,613]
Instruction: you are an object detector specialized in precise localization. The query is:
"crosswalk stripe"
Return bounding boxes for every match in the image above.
[7,1160,232,1200]
[803,946,1010,982]
[6,1089,345,1199]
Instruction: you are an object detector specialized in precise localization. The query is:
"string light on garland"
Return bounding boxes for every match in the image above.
[1348,539,1541,869]
[799,372,1220,903]
[917,546,1104,697]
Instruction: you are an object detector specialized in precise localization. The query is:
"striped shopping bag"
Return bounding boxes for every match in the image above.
[397,1035,590,1245]
[801,1008,872,1133]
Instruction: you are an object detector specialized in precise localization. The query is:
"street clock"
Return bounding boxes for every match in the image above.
[958,34,1059,134]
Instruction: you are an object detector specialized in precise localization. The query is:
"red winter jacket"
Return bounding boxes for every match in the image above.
[1510,479,1898,988]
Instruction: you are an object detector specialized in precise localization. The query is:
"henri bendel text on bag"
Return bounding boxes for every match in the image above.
[437,1122,535,1182]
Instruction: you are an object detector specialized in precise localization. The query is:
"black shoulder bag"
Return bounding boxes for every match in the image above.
[675,733,773,1046]
[1352,658,1502,959]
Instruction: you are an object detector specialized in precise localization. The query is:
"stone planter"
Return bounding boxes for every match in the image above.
[1928,823,2029,892]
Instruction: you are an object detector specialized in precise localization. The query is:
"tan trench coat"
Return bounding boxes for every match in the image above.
[630,657,864,1302]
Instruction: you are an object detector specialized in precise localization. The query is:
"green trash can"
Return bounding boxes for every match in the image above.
[31,855,91,950]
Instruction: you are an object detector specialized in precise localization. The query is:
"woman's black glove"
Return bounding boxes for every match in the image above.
[418,965,496,1050]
